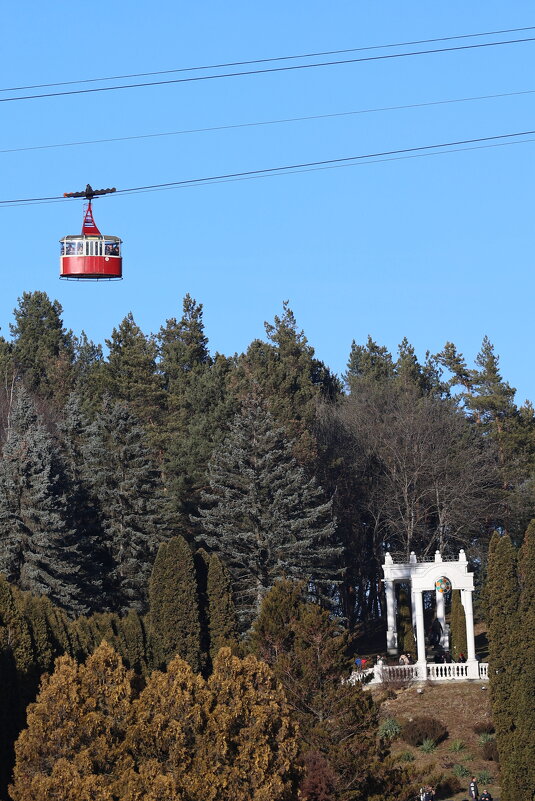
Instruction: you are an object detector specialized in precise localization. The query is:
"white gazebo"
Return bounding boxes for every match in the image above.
[354,549,488,684]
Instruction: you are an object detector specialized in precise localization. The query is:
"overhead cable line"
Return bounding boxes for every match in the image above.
[2,88,534,155]
[1,129,534,206]
[2,24,534,93]
[2,135,533,208]
[2,36,535,103]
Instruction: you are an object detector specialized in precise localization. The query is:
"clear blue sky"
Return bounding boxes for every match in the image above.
[1,2,534,401]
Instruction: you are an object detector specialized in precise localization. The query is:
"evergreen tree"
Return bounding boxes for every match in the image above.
[10,642,134,801]
[486,532,522,801]
[205,552,238,664]
[71,331,106,417]
[516,520,535,798]
[157,294,211,392]
[58,393,110,610]
[0,386,87,613]
[157,295,236,522]
[126,648,300,801]
[344,336,394,391]
[10,291,74,400]
[450,590,467,661]
[237,302,341,464]
[250,585,404,801]
[83,397,167,612]
[397,588,416,660]
[148,536,203,672]
[197,391,341,632]
[103,312,164,435]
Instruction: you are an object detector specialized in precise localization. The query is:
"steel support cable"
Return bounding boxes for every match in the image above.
[2,88,535,155]
[2,24,535,93]
[1,129,534,206]
[2,36,535,103]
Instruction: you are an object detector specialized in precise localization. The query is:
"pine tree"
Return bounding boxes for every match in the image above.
[196,391,341,632]
[10,291,74,400]
[83,397,167,612]
[148,536,203,672]
[206,552,238,664]
[10,642,134,801]
[344,336,394,391]
[450,590,467,661]
[103,312,164,435]
[0,386,87,613]
[157,297,237,522]
[236,302,341,464]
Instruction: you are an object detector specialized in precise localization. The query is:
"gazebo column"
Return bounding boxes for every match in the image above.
[435,588,449,649]
[385,580,397,655]
[414,589,427,671]
[461,588,478,677]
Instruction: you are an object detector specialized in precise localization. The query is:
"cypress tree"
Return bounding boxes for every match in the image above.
[148,536,203,672]
[197,391,341,633]
[450,590,467,661]
[486,532,522,801]
[83,397,167,613]
[516,520,535,798]
[396,587,416,660]
[206,552,238,664]
[0,386,87,613]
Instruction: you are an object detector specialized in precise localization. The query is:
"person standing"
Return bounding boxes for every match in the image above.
[468,776,479,799]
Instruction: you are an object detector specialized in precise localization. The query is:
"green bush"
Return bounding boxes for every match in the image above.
[397,751,415,763]
[401,716,448,747]
[482,740,499,762]
[452,763,470,778]
[477,768,493,785]
[478,732,494,745]
[449,739,465,752]
[419,738,436,754]
[378,717,401,741]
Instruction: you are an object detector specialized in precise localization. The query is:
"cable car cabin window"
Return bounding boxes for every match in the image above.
[104,241,120,257]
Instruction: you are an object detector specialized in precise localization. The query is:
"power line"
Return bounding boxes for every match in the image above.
[3,24,534,93]
[1,129,534,206]
[2,36,535,104]
[2,88,534,155]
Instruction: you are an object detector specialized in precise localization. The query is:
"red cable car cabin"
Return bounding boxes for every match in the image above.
[60,200,122,280]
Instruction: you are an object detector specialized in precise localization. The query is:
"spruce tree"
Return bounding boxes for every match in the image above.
[196,391,341,632]
[83,397,167,613]
[0,386,87,613]
[148,536,203,672]
[344,335,394,391]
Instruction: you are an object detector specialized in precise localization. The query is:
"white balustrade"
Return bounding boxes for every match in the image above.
[352,661,490,685]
